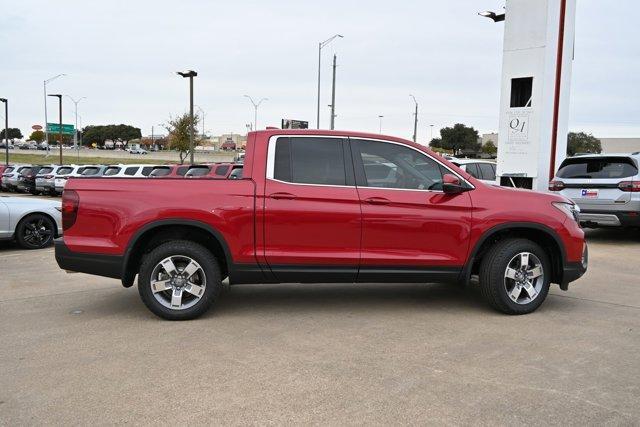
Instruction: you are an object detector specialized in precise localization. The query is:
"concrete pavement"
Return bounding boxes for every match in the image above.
[0,229,639,425]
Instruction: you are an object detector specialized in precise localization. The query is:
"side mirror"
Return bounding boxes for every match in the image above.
[442,174,469,194]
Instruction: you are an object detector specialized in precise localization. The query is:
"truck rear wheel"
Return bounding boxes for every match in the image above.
[138,240,221,320]
[479,238,551,315]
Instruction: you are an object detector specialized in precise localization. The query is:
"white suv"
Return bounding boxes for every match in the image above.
[550,153,640,228]
[101,164,157,178]
[450,159,497,185]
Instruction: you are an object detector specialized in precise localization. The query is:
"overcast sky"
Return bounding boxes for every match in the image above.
[1,0,638,141]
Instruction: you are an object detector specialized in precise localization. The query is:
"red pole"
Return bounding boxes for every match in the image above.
[549,0,567,181]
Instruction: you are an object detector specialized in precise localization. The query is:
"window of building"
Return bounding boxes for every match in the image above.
[510,77,533,108]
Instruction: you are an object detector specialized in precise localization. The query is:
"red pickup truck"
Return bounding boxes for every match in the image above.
[55,130,587,320]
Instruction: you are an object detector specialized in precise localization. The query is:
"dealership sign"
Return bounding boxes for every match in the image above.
[281,119,308,129]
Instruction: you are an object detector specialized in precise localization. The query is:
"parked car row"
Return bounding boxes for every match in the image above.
[0,162,245,196]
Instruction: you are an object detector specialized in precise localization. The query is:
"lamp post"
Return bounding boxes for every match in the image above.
[195,105,206,138]
[243,95,268,131]
[378,115,384,134]
[316,34,343,129]
[44,74,66,146]
[410,94,418,143]
[430,124,434,142]
[177,70,197,164]
[0,98,7,165]
[65,96,85,158]
[478,10,505,22]
[48,94,63,165]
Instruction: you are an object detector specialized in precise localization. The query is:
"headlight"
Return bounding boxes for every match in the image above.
[552,202,580,222]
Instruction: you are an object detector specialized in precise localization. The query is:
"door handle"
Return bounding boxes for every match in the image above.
[364,197,390,205]
[269,192,297,200]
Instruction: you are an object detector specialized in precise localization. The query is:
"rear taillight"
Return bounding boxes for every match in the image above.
[549,180,565,191]
[618,181,640,192]
[61,190,79,231]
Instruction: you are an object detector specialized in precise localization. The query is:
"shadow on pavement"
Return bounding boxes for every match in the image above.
[584,227,640,243]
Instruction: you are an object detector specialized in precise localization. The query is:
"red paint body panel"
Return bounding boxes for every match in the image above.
[61,129,585,281]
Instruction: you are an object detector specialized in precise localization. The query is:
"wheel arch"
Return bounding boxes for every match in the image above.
[461,222,566,286]
[121,219,233,288]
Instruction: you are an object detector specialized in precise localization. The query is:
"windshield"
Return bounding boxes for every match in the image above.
[81,167,100,176]
[39,167,54,174]
[557,157,638,179]
[57,167,73,175]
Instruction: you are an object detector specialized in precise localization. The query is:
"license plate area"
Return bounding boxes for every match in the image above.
[581,189,599,199]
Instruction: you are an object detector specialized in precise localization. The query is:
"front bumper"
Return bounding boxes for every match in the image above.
[560,244,588,290]
[54,238,124,280]
[579,210,640,228]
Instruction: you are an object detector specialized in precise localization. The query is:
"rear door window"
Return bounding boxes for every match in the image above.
[477,163,496,180]
[557,157,638,179]
[215,165,230,176]
[465,163,481,179]
[273,137,347,186]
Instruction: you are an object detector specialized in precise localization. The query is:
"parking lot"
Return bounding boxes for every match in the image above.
[1,228,639,425]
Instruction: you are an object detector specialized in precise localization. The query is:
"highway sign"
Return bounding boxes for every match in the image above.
[46,123,75,134]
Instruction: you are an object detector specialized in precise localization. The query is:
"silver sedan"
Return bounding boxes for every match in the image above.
[0,196,63,249]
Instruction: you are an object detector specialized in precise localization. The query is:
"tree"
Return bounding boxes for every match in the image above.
[166,113,199,163]
[0,128,22,141]
[429,138,442,149]
[81,124,142,148]
[482,140,497,156]
[28,130,46,143]
[435,123,481,154]
[567,132,601,156]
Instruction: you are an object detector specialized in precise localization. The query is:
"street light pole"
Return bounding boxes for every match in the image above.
[410,94,418,143]
[0,98,8,165]
[177,70,197,164]
[329,54,337,130]
[65,96,86,157]
[48,94,63,165]
[196,105,206,138]
[44,74,65,146]
[316,34,343,129]
[378,115,384,134]
[243,95,268,131]
[430,124,434,142]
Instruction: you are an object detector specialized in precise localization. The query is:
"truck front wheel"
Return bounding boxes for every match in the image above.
[479,238,551,315]
[138,240,222,320]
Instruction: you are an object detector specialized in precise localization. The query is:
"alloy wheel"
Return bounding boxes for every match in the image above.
[503,252,544,305]
[150,256,207,310]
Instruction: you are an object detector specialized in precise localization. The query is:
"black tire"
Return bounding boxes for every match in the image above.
[138,240,221,320]
[15,214,56,249]
[478,238,551,315]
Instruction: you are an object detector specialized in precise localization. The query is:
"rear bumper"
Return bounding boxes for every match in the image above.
[54,238,123,280]
[579,210,640,228]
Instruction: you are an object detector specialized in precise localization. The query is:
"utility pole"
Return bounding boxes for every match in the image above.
[329,54,337,130]
[0,98,8,165]
[378,115,384,134]
[430,124,434,141]
[177,70,197,164]
[410,95,418,143]
[316,34,343,129]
